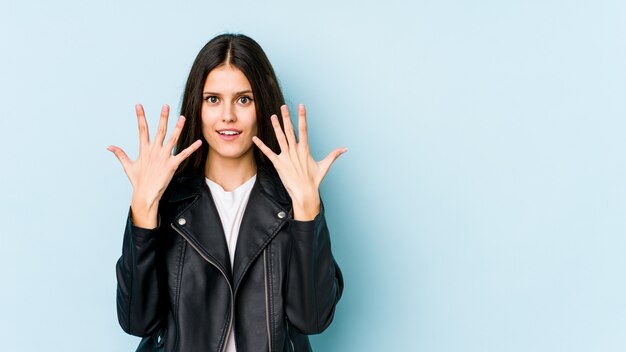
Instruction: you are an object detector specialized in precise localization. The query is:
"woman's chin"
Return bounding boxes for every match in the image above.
[208,148,254,162]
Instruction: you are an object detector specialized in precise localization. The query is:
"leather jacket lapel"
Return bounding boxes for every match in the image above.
[232,180,289,292]
[170,179,233,279]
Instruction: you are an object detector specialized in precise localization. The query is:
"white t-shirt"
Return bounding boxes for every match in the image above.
[205,174,257,352]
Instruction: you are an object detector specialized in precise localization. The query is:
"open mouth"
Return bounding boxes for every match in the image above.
[217,130,241,136]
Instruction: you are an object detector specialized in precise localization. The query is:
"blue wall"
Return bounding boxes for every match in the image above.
[1,0,625,351]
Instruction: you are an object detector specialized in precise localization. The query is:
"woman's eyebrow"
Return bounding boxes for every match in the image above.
[202,90,253,95]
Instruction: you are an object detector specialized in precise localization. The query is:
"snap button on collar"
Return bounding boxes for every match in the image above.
[178,218,187,226]
[277,211,286,219]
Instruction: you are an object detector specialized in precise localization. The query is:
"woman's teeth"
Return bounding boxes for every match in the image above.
[219,131,240,135]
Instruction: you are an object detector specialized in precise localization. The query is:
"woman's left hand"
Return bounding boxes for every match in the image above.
[252,104,347,221]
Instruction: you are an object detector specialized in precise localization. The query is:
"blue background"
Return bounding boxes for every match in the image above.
[1,0,625,351]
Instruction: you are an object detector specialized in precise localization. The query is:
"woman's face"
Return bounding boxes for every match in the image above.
[201,65,257,164]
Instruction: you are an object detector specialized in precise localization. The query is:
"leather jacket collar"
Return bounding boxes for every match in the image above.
[167,164,291,206]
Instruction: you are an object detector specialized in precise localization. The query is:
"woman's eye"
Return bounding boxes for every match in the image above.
[206,96,218,104]
[239,96,252,105]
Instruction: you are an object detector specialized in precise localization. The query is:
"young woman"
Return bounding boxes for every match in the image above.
[108,34,345,352]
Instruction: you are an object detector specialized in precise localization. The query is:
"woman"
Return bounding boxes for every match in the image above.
[108,33,345,352]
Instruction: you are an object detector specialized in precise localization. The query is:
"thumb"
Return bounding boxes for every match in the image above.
[318,147,348,178]
[107,145,132,175]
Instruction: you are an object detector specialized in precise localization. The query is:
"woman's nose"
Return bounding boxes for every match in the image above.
[222,105,236,122]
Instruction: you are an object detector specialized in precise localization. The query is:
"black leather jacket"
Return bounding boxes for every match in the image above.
[116,166,343,352]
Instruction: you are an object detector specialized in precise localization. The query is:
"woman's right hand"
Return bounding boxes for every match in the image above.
[107,104,202,228]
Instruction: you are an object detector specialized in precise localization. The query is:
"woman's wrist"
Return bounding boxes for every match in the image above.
[130,195,160,229]
[291,192,320,221]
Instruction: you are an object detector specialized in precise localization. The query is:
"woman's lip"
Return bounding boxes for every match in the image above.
[216,130,241,140]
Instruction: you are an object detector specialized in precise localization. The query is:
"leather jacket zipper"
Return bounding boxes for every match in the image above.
[171,223,234,352]
[263,249,272,351]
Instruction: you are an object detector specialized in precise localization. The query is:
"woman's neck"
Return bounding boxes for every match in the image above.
[204,153,257,192]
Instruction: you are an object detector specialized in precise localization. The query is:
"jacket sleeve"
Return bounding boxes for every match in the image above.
[285,202,344,335]
[115,207,164,337]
